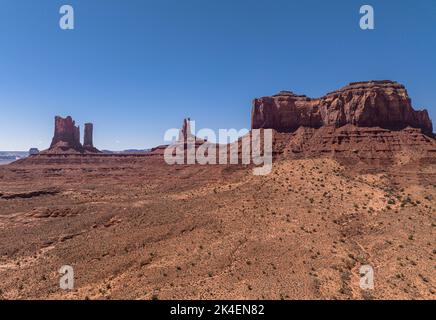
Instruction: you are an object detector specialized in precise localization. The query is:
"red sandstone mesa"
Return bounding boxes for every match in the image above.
[251,80,433,135]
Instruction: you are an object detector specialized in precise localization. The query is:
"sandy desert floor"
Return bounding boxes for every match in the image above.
[0,156,434,300]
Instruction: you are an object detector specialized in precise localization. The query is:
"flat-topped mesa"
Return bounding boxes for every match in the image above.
[50,116,83,152]
[252,80,433,135]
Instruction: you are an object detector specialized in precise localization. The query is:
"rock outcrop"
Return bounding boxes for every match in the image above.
[84,123,93,148]
[178,118,194,142]
[29,148,40,156]
[176,118,206,145]
[48,116,100,153]
[252,81,433,135]
[49,116,83,152]
[271,125,436,166]
[83,123,100,153]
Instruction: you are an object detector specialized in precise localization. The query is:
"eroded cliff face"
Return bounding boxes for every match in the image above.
[252,81,433,135]
[270,125,436,165]
[49,116,83,152]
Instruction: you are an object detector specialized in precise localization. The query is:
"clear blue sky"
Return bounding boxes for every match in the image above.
[0,0,435,150]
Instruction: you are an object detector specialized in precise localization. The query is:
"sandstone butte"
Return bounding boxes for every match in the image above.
[42,80,435,163]
[251,80,433,135]
[47,116,100,153]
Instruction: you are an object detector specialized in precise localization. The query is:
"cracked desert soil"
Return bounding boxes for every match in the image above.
[0,156,434,300]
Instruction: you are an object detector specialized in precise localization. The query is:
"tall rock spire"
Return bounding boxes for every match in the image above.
[84,123,94,148]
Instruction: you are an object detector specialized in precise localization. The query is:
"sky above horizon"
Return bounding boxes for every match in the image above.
[0,0,435,151]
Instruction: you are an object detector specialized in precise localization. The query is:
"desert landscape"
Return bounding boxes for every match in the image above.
[0,80,435,300]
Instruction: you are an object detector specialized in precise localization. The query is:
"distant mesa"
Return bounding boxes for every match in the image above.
[29,148,40,156]
[47,116,101,154]
[252,80,433,135]
[0,151,29,164]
